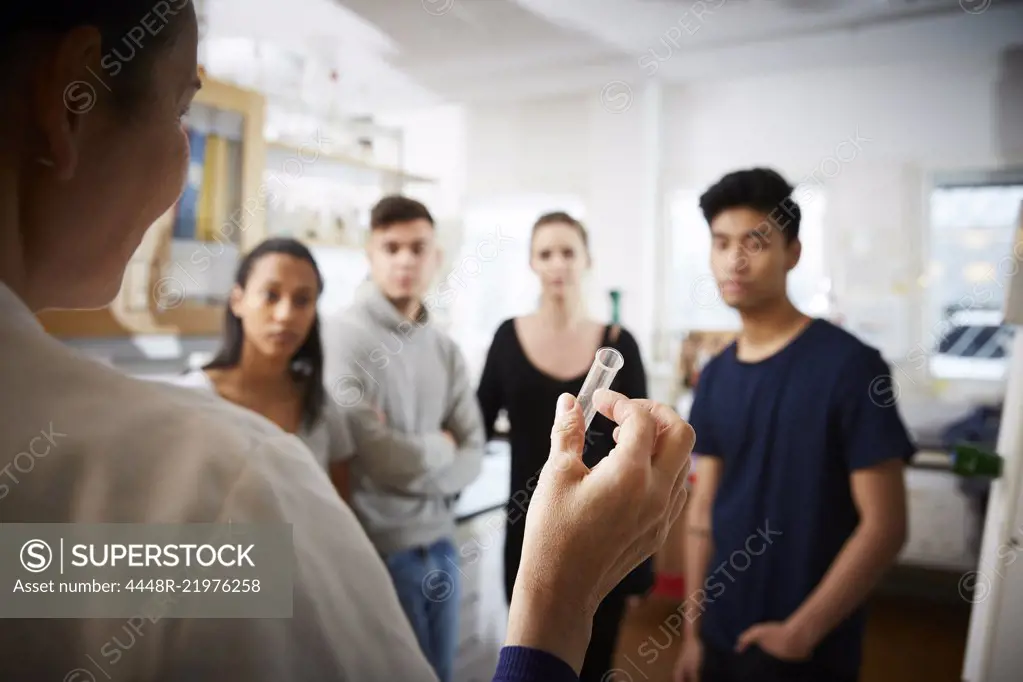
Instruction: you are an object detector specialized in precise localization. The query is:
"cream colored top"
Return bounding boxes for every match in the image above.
[0,283,437,682]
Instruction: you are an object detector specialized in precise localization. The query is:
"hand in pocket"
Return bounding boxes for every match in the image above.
[735,621,813,662]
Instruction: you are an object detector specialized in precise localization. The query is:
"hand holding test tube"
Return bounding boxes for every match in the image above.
[577,346,625,431]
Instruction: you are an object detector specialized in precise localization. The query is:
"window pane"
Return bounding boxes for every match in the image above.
[927,183,1023,381]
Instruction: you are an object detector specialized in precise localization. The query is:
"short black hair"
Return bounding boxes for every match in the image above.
[699,167,801,243]
[0,1,194,115]
[370,195,434,231]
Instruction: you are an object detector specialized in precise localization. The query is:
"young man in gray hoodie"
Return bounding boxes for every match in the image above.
[321,194,485,682]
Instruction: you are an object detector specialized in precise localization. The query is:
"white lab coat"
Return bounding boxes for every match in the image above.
[0,284,438,682]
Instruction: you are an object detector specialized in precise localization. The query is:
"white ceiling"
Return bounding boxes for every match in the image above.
[201,0,1023,115]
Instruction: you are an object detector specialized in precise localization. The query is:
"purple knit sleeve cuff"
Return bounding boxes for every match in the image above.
[491,646,579,682]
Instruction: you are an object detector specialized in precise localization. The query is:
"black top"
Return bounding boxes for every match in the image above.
[477,318,654,599]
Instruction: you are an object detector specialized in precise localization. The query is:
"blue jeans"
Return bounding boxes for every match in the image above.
[384,538,460,682]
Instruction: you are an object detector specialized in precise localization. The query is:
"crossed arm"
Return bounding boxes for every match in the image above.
[326,340,485,498]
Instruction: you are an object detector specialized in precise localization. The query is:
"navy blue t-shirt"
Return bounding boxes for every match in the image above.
[688,319,916,679]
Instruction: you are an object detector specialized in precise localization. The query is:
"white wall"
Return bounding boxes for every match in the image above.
[466,95,592,199]
[378,104,468,221]
[664,54,1009,181]
[462,48,1023,402]
[464,87,664,376]
[666,50,1021,402]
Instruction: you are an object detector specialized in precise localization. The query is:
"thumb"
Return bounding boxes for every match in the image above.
[735,624,763,653]
[549,393,584,471]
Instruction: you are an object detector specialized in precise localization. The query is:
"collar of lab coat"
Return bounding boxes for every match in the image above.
[0,281,44,335]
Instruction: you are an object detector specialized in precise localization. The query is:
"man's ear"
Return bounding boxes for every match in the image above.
[786,238,802,272]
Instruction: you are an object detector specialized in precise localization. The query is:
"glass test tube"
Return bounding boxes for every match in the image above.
[577,346,625,431]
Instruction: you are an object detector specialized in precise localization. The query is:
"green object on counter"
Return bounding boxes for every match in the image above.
[609,290,621,325]
[952,443,1004,478]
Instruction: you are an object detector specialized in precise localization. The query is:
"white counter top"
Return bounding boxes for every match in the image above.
[456,441,511,522]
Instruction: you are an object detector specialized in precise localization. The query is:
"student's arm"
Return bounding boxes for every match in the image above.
[674,375,722,682]
[343,406,459,494]
[767,459,907,657]
[328,461,352,504]
[674,370,723,638]
[737,348,913,660]
[434,343,486,491]
[344,345,484,498]
[321,317,462,493]
[323,403,356,504]
[682,455,722,638]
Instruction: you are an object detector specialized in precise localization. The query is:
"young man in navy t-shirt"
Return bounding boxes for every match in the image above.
[674,168,915,682]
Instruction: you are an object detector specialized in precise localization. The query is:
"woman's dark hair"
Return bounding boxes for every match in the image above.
[204,238,327,431]
[531,211,590,253]
[1,1,194,115]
